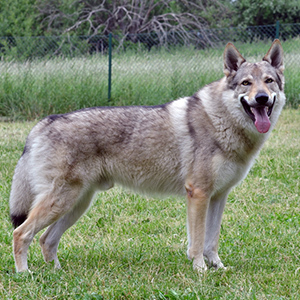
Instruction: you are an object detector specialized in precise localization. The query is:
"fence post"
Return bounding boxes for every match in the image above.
[275,21,280,39]
[108,33,112,101]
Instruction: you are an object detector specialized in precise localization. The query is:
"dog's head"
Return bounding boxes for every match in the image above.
[223,40,285,134]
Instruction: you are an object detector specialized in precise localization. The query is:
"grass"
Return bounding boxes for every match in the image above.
[0,39,300,121]
[0,109,299,299]
[0,48,222,120]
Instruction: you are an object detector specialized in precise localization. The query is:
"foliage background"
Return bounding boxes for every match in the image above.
[1,0,300,37]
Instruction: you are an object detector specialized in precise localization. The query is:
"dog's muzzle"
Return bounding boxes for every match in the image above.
[239,92,276,133]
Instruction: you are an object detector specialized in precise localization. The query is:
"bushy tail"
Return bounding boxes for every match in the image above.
[9,155,33,229]
[10,213,28,229]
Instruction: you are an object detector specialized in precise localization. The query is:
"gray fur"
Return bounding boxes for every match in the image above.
[10,40,285,273]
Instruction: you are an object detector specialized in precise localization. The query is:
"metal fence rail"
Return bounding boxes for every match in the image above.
[0,22,299,117]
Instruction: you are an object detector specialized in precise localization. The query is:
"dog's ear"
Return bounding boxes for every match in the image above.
[223,43,246,77]
[263,39,284,72]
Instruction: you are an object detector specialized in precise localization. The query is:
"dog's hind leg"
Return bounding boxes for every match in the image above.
[13,185,82,272]
[185,183,210,272]
[203,190,229,269]
[39,188,96,269]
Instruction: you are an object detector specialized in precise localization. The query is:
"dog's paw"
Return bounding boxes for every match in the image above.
[192,258,208,273]
[211,260,226,270]
[54,259,61,269]
[15,267,31,274]
[204,252,226,270]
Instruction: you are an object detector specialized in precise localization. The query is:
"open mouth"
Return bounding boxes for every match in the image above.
[240,94,276,133]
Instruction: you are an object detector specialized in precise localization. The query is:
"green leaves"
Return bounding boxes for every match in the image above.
[0,0,42,36]
[232,0,300,26]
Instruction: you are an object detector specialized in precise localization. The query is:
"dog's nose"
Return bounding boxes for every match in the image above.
[255,93,269,105]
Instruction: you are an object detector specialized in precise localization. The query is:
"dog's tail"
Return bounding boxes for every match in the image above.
[9,152,33,229]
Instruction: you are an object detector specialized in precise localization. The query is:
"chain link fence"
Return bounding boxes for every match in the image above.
[1,22,300,58]
[0,22,299,119]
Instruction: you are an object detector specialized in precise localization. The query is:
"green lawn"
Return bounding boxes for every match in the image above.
[0,109,299,299]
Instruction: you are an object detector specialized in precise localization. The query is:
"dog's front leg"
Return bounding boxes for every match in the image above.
[185,183,209,272]
[203,190,229,270]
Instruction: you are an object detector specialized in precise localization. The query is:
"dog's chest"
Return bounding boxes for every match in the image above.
[212,153,253,194]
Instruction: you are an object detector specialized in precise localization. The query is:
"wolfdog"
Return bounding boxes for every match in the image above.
[10,40,285,273]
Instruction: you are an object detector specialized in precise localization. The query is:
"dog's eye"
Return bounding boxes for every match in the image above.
[265,78,274,83]
[241,80,251,86]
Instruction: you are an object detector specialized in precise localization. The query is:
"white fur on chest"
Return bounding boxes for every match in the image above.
[212,153,254,196]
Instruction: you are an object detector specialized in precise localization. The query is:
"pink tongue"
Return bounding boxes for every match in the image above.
[252,107,271,133]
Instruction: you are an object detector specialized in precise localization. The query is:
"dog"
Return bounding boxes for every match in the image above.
[10,40,285,273]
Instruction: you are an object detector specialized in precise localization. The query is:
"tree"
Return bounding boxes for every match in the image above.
[37,0,228,48]
[0,0,43,36]
[232,0,300,27]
